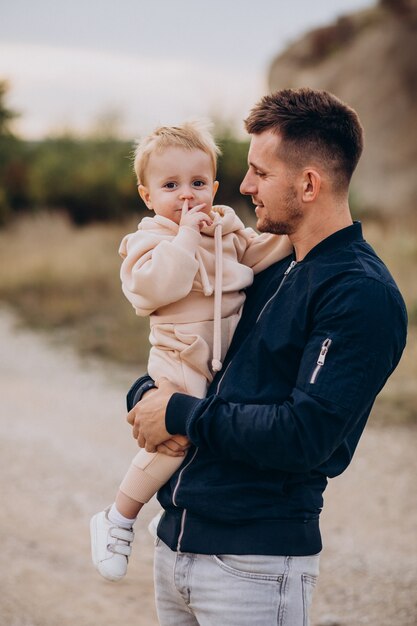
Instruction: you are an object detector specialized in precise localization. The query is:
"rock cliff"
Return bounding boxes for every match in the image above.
[268,0,417,220]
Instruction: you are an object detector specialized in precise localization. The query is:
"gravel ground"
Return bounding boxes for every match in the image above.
[1,309,416,626]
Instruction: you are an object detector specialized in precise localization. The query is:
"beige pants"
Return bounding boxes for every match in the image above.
[119,315,239,504]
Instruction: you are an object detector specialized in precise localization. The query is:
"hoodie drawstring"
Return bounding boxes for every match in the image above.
[195,250,213,297]
[211,222,223,373]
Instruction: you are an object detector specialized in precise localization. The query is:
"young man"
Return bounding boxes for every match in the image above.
[126,88,407,626]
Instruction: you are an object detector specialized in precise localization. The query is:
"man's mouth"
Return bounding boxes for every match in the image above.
[253,200,264,215]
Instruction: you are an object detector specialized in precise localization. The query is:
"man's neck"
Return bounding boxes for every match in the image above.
[290,207,353,262]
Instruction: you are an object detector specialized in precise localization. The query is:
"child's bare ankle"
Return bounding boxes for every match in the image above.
[115,490,144,520]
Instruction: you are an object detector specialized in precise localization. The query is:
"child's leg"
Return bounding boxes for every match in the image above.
[110,320,236,522]
[118,448,186,507]
[115,490,144,520]
[90,342,213,581]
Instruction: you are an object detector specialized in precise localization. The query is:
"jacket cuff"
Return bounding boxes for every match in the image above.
[126,374,156,411]
[166,392,202,435]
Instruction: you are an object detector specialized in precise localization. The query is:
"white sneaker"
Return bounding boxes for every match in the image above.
[90,507,135,582]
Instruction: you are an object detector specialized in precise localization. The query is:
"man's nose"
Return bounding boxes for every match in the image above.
[240,171,256,196]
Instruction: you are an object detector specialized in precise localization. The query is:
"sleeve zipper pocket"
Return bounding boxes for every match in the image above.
[310,338,332,384]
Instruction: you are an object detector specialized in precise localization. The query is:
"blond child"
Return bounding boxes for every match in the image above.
[90,121,292,581]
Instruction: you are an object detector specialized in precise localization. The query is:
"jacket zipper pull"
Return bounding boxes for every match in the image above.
[284,260,297,275]
[317,338,331,365]
[310,338,332,384]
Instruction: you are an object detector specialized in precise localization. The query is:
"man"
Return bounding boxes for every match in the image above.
[126,88,407,625]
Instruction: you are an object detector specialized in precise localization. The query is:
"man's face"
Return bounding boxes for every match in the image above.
[240,130,303,235]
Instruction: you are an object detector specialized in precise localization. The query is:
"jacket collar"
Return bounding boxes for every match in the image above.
[300,221,364,263]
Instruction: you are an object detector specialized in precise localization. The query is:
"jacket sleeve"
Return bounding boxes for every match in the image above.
[126,374,155,411]
[234,229,294,274]
[119,226,201,315]
[165,277,407,472]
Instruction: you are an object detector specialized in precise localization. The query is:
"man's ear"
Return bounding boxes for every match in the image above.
[138,184,153,210]
[301,169,321,203]
[212,180,219,200]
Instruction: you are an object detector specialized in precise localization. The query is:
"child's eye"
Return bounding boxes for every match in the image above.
[192,180,206,188]
[164,182,177,189]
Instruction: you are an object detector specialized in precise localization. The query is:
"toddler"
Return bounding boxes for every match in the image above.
[90,121,292,581]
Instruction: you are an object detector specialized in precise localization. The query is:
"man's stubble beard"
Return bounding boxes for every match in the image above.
[257,187,303,236]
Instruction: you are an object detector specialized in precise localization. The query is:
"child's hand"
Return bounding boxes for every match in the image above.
[156,435,191,457]
[180,199,213,231]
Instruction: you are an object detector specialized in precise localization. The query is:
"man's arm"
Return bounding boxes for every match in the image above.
[135,278,406,472]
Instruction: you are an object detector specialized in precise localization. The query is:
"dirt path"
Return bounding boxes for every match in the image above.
[1,309,416,626]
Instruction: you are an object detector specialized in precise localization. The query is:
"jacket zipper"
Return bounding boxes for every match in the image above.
[256,260,297,323]
[310,338,332,384]
[173,259,297,551]
[216,260,296,393]
[172,446,199,551]
[215,360,232,394]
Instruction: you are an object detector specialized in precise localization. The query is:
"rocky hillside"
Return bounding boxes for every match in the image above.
[268,0,417,221]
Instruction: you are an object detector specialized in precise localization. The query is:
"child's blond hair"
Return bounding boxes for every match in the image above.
[133,120,221,185]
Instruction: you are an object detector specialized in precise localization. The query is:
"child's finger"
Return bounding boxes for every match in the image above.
[155,442,185,457]
[181,199,189,218]
[189,212,212,225]
[187,203,206,214]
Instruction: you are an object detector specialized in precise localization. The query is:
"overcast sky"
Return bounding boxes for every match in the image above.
[0,0,376,138]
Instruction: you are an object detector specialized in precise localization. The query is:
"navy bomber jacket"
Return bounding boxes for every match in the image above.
[128,222,407,556]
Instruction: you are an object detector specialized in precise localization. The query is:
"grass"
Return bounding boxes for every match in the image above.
[364,222,417,424]
[0,211,416,423]
[0,212,151,365]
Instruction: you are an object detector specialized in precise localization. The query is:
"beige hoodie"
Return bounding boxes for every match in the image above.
[119,205,292,386]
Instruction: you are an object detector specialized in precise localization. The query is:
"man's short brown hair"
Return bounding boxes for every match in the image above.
[244,88,364,190]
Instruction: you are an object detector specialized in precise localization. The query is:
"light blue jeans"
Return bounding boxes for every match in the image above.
[154,538,320,626]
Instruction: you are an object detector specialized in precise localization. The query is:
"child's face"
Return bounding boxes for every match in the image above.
[138,147,219,224]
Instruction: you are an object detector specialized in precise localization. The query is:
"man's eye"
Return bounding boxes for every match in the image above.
[255,171,265,177]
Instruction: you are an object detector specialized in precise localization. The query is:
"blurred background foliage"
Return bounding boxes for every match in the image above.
[0,80,252,227]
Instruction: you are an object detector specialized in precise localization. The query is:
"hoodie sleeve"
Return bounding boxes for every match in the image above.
[119,226,202,316]
[234,229,294,274]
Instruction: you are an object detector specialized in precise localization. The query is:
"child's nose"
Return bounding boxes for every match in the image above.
[179,186,194,200]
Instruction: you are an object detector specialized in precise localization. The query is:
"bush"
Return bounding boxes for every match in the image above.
[1,131,253,227]
[27,137,140,225]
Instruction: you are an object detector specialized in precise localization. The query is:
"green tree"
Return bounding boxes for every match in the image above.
[0,80,17,136]
[0,80,24,224]
[28,135,139,225]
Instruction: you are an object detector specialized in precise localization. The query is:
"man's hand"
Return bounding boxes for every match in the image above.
[127,378,189,453]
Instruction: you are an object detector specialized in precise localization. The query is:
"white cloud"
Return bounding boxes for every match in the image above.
[0,43,266,138]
